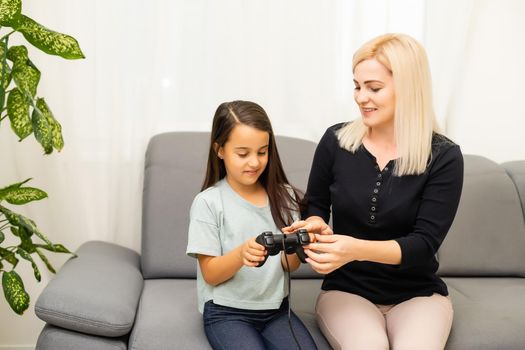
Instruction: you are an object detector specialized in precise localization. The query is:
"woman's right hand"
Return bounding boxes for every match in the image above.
[286,216,333,236]
[239,237,267,267]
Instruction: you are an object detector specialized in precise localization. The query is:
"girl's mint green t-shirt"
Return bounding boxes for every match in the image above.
[186,179,294,313]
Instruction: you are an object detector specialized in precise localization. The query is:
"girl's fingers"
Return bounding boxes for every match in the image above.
[243,258,259,267]
[244,254,264,265]
[250,240,266,251]
[246,250,266,259]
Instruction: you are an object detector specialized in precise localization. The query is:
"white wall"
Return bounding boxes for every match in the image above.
[445,0,525,161]
[1,0,524,348]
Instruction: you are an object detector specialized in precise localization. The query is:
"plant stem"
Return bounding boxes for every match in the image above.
[0,30,15,42]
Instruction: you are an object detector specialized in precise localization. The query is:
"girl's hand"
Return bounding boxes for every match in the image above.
[304,234,359,274]
[240,236,267,267]
[285,216,333,236]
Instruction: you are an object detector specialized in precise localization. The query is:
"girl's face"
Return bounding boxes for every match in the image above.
[217,123,269,191]
[353,58,396,130]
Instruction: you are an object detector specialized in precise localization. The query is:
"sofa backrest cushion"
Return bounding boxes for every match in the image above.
[437,155,525,277]
[502,160,525,219]
[141,132,317,279]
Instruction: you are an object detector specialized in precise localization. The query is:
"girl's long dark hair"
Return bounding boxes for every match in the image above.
[202,100,302,229]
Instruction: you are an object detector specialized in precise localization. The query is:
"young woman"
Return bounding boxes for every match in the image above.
[186,100,317,350]
[288,33,464,350]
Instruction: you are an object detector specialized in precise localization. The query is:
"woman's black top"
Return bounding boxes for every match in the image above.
[302,122,464,304]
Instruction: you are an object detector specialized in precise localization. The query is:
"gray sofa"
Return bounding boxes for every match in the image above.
[35,131,525,350]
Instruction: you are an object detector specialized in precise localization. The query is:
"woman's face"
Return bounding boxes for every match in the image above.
[353,58,396,130]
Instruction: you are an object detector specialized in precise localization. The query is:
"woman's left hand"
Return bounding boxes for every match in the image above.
[304,234,360,274]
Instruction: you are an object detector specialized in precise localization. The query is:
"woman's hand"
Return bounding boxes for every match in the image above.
[304,234,360,274]
[240,237,267,267]
[278,229,305,271]
[285,216,333,236]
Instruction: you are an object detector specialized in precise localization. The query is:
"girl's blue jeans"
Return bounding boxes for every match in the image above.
[203,297,318,350]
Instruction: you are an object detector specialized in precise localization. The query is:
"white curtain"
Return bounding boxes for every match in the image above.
[426,0,525,161]
[1,0,524,347]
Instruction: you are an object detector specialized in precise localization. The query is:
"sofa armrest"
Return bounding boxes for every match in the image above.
[35,241,144,337]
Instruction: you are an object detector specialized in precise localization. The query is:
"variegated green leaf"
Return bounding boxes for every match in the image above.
[0,178,32,201]
[2,270,29,315]
[5,45,27,65]
[35,248,55,273]
[0,205,53,246]
[0,86,4,116]
[14,15,85,60]
[7,46,41,98]
[0,247,18,267]
[2,187,47,205]
[16,227,36,254]
[36,243,73,255]
[13,61,40,99]
[16,248,40,281]
[1,40,11,112]
[0,65,10,90]
[32,106,53,154]
[35,98,63,151]
[7,88,32,140]
[0,230,4,244]
[1,39,12,92]
[10,226,19,237]
[0,0,21,26]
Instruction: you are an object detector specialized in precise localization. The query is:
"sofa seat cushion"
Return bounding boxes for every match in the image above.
[130,279,332,349]
[444,277,525,350]
[35,241,144,337]
[36,324,128,350]
[129,279,211,350]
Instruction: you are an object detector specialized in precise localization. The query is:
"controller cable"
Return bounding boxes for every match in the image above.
[282,239,303,350]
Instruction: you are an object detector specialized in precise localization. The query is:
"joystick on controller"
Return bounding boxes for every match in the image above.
[254,229,310,267]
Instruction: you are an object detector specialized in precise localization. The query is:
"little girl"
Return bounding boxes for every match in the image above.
[186,101,317,349]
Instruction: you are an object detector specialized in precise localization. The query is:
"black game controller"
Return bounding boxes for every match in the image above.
[255,229,310,267]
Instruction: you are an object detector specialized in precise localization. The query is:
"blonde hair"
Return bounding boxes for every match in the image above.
[337,33,440,176]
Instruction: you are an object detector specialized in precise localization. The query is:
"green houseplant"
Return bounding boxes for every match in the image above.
[0,0,84,314]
